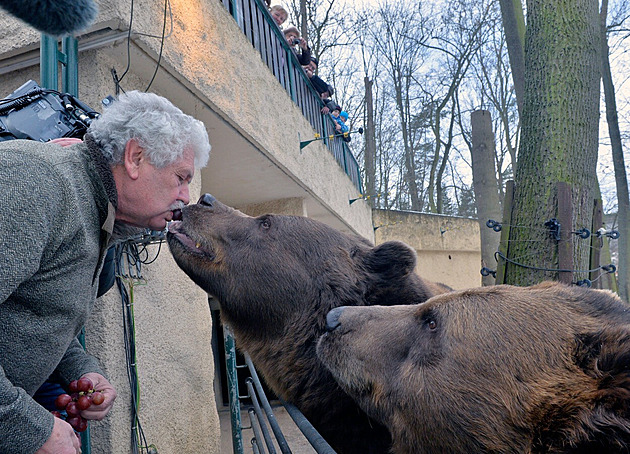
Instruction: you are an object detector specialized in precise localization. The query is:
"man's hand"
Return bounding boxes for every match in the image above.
[78,373,117,420]
[35,416,81,454]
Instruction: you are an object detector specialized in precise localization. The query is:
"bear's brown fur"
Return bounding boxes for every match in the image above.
[317,282,630,454]
[166,194,449,454]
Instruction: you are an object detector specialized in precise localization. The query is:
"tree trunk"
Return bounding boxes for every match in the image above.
[471,110,502,286]
[498,0,526,117]
[600,0,629,302]
[393,71,421,211]
[505,0,601,286]
[364,76,377,207]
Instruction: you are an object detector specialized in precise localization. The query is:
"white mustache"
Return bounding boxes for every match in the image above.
[169,201,185,211]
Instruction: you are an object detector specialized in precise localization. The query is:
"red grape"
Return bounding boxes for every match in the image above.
[77,395,92,410]
[77,377,93,393]
[66,401,80,417]
[51,410,63,419]
[91,392,105,405]
[67,416,88,432]
[68,380,79,393]
[54,393,72,410]
[73,417,88,432]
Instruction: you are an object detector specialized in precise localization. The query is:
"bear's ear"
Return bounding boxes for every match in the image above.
[568,329,630,449]
[573,328,630,379]
[363,241,417,279]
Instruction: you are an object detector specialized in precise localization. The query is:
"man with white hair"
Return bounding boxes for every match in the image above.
[0,91,211,454]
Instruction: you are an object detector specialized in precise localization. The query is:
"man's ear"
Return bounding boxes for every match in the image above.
[364,241,417,280]
[123,139,143,180]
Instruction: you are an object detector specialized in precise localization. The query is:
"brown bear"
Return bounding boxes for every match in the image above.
[166,193,450,454]
[317,281,630,454]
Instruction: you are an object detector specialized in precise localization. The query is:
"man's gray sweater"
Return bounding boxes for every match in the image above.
[0,136,116,453]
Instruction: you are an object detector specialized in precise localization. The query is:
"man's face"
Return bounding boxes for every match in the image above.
[307,60,317,73]
[120,146,195,231]
[285,31,299,43]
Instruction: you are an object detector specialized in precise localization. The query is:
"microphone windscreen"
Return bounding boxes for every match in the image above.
[0,0,98,36]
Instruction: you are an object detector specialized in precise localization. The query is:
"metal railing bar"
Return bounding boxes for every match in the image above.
[252,438,262,454]
[246,379,278,454]
[244,353,293,454]
[224,325,245,454]
[248,408,269,454]
[280,401,336,454]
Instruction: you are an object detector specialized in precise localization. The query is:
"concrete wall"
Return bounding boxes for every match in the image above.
[373,209,482,290]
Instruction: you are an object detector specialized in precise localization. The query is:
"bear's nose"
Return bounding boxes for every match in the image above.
[325,307,345,332]
[198,193,216,207]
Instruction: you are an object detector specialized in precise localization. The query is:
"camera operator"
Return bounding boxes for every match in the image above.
[0,90,211,454]
[283,26,311,65]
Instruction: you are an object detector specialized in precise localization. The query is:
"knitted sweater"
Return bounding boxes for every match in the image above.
[0,136,116,454]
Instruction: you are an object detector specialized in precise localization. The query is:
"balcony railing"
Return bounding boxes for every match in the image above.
[219,0,363,193]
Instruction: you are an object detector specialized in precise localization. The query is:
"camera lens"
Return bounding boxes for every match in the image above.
[293,39,300,45]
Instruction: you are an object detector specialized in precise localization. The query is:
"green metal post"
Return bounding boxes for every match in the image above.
[40,34,59,90]
[62,36,79,95]
[40,34,79,94]
[224,325,244,454]
[41,33,88,452]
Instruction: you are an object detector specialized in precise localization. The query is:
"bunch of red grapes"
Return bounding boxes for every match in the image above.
[51,377,105,432]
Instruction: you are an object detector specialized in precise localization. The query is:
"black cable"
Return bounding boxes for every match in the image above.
[145,0,170,92]
[115,0,135,94]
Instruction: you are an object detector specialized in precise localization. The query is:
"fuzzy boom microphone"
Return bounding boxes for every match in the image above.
[0,0,98,36]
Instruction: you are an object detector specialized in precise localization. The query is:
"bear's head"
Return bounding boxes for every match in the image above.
[166,194,443,340]
[316,282,630,454]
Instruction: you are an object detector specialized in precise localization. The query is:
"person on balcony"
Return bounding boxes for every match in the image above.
[270,4,288,27]
[283,26,311,65]
[331,107,349,134]
[0,91,211,454]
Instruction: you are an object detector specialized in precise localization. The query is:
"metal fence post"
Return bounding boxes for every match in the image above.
[224,325,245,454]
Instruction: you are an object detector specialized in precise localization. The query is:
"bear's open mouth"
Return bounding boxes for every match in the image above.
[167,221,215,259]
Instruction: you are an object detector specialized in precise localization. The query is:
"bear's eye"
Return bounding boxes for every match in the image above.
[427,319,437,330]
[259,217,271,230]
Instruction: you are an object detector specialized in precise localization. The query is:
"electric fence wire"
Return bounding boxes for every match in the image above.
[113,232,165,454]
[485,220,620,286]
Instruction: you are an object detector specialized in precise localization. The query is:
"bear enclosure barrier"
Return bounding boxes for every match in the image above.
[223,325,337,454]
[218,0,363,194]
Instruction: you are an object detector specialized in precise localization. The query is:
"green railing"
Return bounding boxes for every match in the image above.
[218,0,363,194]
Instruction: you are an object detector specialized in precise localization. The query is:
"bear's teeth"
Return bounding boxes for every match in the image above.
[196,242,202,248]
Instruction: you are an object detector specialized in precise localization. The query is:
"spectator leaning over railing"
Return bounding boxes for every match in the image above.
[284,26,311,65]
[302,57,338,114]
[331,106,349,134]
[270,4,288,27]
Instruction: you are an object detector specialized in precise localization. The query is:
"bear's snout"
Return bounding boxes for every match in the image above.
[198,193,216,207]
[326,307,345,332]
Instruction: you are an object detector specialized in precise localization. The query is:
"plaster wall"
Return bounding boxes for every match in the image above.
[373,209,482,290]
